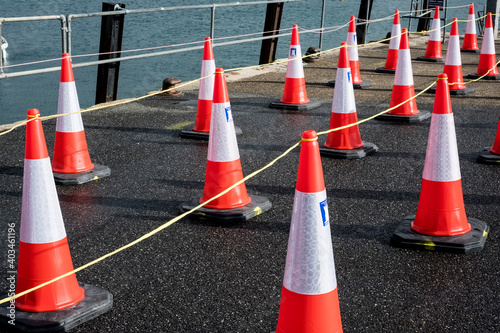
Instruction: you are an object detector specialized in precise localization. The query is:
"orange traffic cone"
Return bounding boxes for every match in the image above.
[320,43,378,159]
[270,25,321,110]
[180,68,271,222]
[52,53,110,185]
[417,6,444,62]
[477,115,500,164]
[276,130,343,333]
[468,12,500,80]
[391,74,489,253]
[429,18,475,95]
[0,109,112,331]
[377,29,431,122]
[376,10,401,74]
[461,3,479,53]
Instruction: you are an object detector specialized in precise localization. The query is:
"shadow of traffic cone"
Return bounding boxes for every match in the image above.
[320,43,378,159]
[429,18,475,95]
[180,68,271,222]
[0,109,112,332]
[468,12,500,80]
[477,115,500,164]
[276,130,342,333]
[270,25,321,110]
[417,6,444,62]
[52,53,110,185]
[329,16,372,88]
[461,3,479,53]
[391,74,489,253]
[376,10,401,74]
[376,29,431,122]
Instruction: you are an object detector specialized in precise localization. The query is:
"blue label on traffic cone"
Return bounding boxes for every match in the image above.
[225,106,233,123]
[290,48,297,57]
[320,198,329,226]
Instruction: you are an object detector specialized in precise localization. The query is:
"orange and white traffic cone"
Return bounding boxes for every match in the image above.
[180,68,271,222]
[376,10,401,74]
[391,74,489,253]
[276,130,343,333]
[468,12,500,80]
[417,6,444,62]
[329,16,372,88]
[461,3,479,53]
[429,18,475,95]
[0,109,112,331]
[320,43,378,159]
[377,29,431,122]
[270,25,321,110]
[52,53,110,185]
[477,115,500,164]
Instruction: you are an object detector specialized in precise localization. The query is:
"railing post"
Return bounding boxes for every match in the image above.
[259,1,284,65]
[486,0,500,38]
[357,0,373,44]
[95,2,126,105]
[319,0,326,50]
[210,5,215,39]
[60,15,68,54]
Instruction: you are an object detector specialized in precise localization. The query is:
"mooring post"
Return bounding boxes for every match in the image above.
[486,0,500,38]
[259,1,284,65]
[357,0,373,44]
[95,2,125,104]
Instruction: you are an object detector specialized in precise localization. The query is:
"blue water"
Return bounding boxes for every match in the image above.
[0,0,479,125]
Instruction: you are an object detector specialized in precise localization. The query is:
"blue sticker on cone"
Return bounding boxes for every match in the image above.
[290,48,297,57]
[225,106,233,122]
[320,199,329,226]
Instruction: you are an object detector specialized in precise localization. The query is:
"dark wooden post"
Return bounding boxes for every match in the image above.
[417,0,430,32]
[95,2,125,104]
[357,0,373,44]
[259,2,284,65]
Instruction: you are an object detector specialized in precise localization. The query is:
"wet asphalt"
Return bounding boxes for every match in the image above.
[0,34,500,332]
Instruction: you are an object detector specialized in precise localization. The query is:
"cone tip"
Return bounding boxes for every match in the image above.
[394,10,400,24]
[215,67,224,73]
[205,36,210,41]
[486,12,492,28]
[451,18,458,35]
[438,73,448,80]
[348,16,356,32]
[469,3,474,14]
[27,109,40,118]
[60,53,75,83]
[434,7,440,19]
[302,130,317,140]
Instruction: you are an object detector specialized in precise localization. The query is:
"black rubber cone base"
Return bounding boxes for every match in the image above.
[468,73,500,80]
[375,110,431,123]
[179,126,242,141]
[477,147,500,164]
[375,67,396,74]
[319,142,378,159]
[416,56,445,63]
[269,99,321,111]
[391,215,489,253]
[0,283,113,333]
[53,164,111,186]
[179,195,272,223]
[461,48,480,54]
[427,86,475,95]
[327,80,373,89]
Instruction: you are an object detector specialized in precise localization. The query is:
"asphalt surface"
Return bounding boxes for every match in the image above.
[0,34,500,332]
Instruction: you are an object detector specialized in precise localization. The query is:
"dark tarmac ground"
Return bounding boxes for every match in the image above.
[0,33,499,332]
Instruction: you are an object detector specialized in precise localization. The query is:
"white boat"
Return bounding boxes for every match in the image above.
[1,37,8,59]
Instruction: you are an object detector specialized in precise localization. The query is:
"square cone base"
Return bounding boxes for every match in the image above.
[179,195,272,223]
[327,80,373,89]
[375,110,431,123]
[391,215,489,253]
[319,142,378,159]
[461,48,480,53]
[416,56,445,63]
[179,126,242,141]
[53,164,111,186]
[269,99,321,111]
[427,86,475,95]
[0,283,113,333]
[468,73,500,80]
[375,67,396,74]
[477,147,500,164]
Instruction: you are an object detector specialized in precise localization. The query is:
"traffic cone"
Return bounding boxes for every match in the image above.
[275,130,342,333]
[477,115,500,164]
[270,25,321,110]
[461,3,479,53]
[429,18,475,95]
[417,6,444,62]
[376,29,431,122]
[376,10,401,74]
[391,74,489,253]
[0,109,113,332]
[52,53,110,185]
[329,16,373,88]
[180,68,271,222]
[320,43,378,159]
[468,12,500,80]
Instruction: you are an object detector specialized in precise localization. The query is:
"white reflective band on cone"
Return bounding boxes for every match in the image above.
[389,24,401,50]
[429,19,441,41]
[346,32,359,61]
[394,49,414,86]
[481,28,496,55]
[332,68,356,114]
[286,45,304,79]
[465,14,476,34]
[198,60,216,100]
[445,35,461,66]
[56,81,84,133]
[422,113,461,182]
[283,190,337,295]
[207,101,239,162]
[21,158,67,244]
